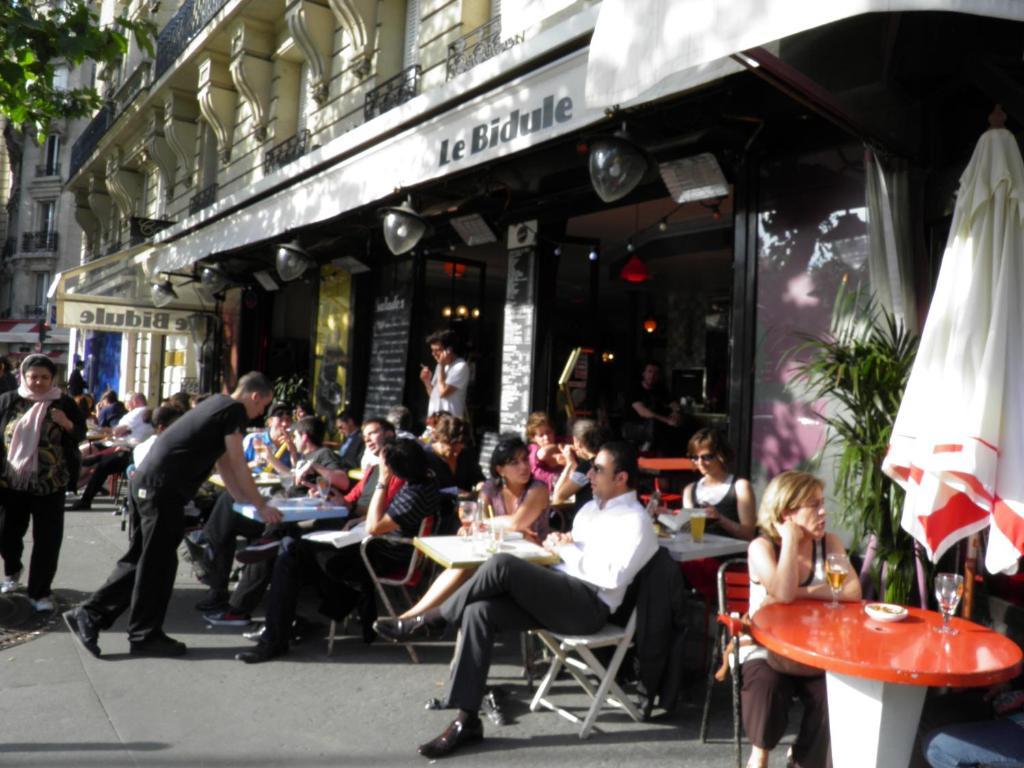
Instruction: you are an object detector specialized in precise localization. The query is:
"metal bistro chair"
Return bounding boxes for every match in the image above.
[326,514,436,661]
[699,558,749,768]
[528,608,642,739]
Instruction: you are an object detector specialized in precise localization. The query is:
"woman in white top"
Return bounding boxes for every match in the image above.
[743,471,860,768]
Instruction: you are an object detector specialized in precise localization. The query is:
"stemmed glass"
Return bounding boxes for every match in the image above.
[934,572,965,635]
[824,553,848,609]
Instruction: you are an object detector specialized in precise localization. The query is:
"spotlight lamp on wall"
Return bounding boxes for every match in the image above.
[198,264,229,294]
[643,316,658,334]
[275,240,314,282]
[380,197,428,255]
[588,124,648,203]
[151,278,178,308]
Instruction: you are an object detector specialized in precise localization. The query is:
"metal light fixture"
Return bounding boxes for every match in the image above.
[450,213,497,246]
[380,198,427,255]
[658,153,729,204]
[588,126,648,203]
[151,279,177,308]
[199,265,229,294]
[275,240,313,282]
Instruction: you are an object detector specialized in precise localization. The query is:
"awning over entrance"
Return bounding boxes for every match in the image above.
[586,0,1024,108]
[51,246,213,334]
[0,320,70,345]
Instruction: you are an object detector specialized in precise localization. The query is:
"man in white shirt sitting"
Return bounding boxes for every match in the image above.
[374,441,658,759]
[71,393,154,511]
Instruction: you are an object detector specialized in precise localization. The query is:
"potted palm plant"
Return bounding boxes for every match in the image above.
[789,285,921,603]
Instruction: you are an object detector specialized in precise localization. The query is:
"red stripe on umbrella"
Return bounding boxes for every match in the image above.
[918,491,990,554]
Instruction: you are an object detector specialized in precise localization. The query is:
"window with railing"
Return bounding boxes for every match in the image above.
[36,134,61,177]
[364,65,421,121]
[189,182,218,215]
[69,104,113,179]
[446,16,525,81]
[264,129,310,175]
[21,231,59,252]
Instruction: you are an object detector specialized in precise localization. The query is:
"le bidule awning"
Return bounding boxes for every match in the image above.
[586,0,1024,109]
[882,126,1024,574]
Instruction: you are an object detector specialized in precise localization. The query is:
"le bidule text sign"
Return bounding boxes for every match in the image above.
[59,299,196,334]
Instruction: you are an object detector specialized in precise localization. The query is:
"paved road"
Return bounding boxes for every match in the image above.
[0,499,798,767]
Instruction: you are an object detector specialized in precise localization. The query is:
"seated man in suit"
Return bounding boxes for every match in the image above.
[374,441,659,759]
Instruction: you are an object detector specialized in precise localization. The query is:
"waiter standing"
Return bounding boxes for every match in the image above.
[64,372,282,658]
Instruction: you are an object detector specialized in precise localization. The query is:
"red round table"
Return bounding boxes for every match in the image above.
[751,600,1022,768]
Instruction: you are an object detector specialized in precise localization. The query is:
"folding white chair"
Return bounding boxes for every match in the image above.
[528,608,642,738]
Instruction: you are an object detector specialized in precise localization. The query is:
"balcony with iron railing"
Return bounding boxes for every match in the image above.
[190,182,218,215]
[69,104,114,180]
[155,0,232,82]
[35,163,61,178]
[264,130,310,175]
[23,304,46,320]
[364,65,422,121]
[446,16,526,81]
[21,231,59,252]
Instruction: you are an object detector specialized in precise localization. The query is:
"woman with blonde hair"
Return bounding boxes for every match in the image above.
[741,470,860,768]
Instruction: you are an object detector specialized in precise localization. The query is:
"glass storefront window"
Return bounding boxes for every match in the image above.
[750,144,868,484]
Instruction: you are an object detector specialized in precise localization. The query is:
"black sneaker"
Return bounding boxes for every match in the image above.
[63,608,101,658]
[235,537,281,564]
[195,590,230,613]
[129,633,187,657]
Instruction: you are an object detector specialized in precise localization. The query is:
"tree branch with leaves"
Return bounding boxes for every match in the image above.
[0,0,154,136]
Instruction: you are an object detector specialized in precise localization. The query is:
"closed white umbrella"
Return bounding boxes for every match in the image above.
[883,110,1024,574]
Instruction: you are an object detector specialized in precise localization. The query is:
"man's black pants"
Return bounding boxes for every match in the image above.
[82,481,186,643]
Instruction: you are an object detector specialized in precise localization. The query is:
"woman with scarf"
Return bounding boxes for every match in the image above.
[0,354,86,611]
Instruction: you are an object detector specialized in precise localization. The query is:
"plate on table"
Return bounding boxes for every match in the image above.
[864,602,908,623]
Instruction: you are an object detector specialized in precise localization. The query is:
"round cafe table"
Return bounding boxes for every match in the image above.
[751,600,1022,768]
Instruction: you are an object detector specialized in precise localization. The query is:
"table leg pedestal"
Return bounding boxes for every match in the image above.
[825,672,926,768]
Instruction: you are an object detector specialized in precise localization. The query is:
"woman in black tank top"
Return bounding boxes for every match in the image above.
[682,428,757,540]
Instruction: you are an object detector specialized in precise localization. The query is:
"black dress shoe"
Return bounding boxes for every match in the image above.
[373,615,430,643]
[129,633,187,657]
[63,608,101,658]
[235,642,286,664]
[418,717,483,759]
[69,498,92,511]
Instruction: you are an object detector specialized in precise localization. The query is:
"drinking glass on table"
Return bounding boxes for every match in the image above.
[316,475,331,500]
[689,510,707,543]
[457,500,479,528]
[824,553,848,609]
[934,572,965,635]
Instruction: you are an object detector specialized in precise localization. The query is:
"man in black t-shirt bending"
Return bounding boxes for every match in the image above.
[64,372,280,658]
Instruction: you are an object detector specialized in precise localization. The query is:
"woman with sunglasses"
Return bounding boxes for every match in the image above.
[682,427,757,541]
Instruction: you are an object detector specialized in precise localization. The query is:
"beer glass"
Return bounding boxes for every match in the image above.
[824,553,848,609]
[689,510,706,543]
[934,572,964,635]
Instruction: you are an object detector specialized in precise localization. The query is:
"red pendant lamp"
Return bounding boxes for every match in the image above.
[620,254,650,283]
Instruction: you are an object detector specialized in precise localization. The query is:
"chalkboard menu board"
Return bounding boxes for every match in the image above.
[499,246,537,433]
[363,286,413,419]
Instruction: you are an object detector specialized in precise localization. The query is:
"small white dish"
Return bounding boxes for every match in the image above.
[864,602,908,623]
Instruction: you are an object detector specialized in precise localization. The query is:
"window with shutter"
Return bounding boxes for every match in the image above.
[403,0,420,69]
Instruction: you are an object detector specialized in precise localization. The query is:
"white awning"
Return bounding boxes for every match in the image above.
[586,0,1024,108]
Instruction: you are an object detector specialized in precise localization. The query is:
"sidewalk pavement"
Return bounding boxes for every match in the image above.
[0,497,790,767]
